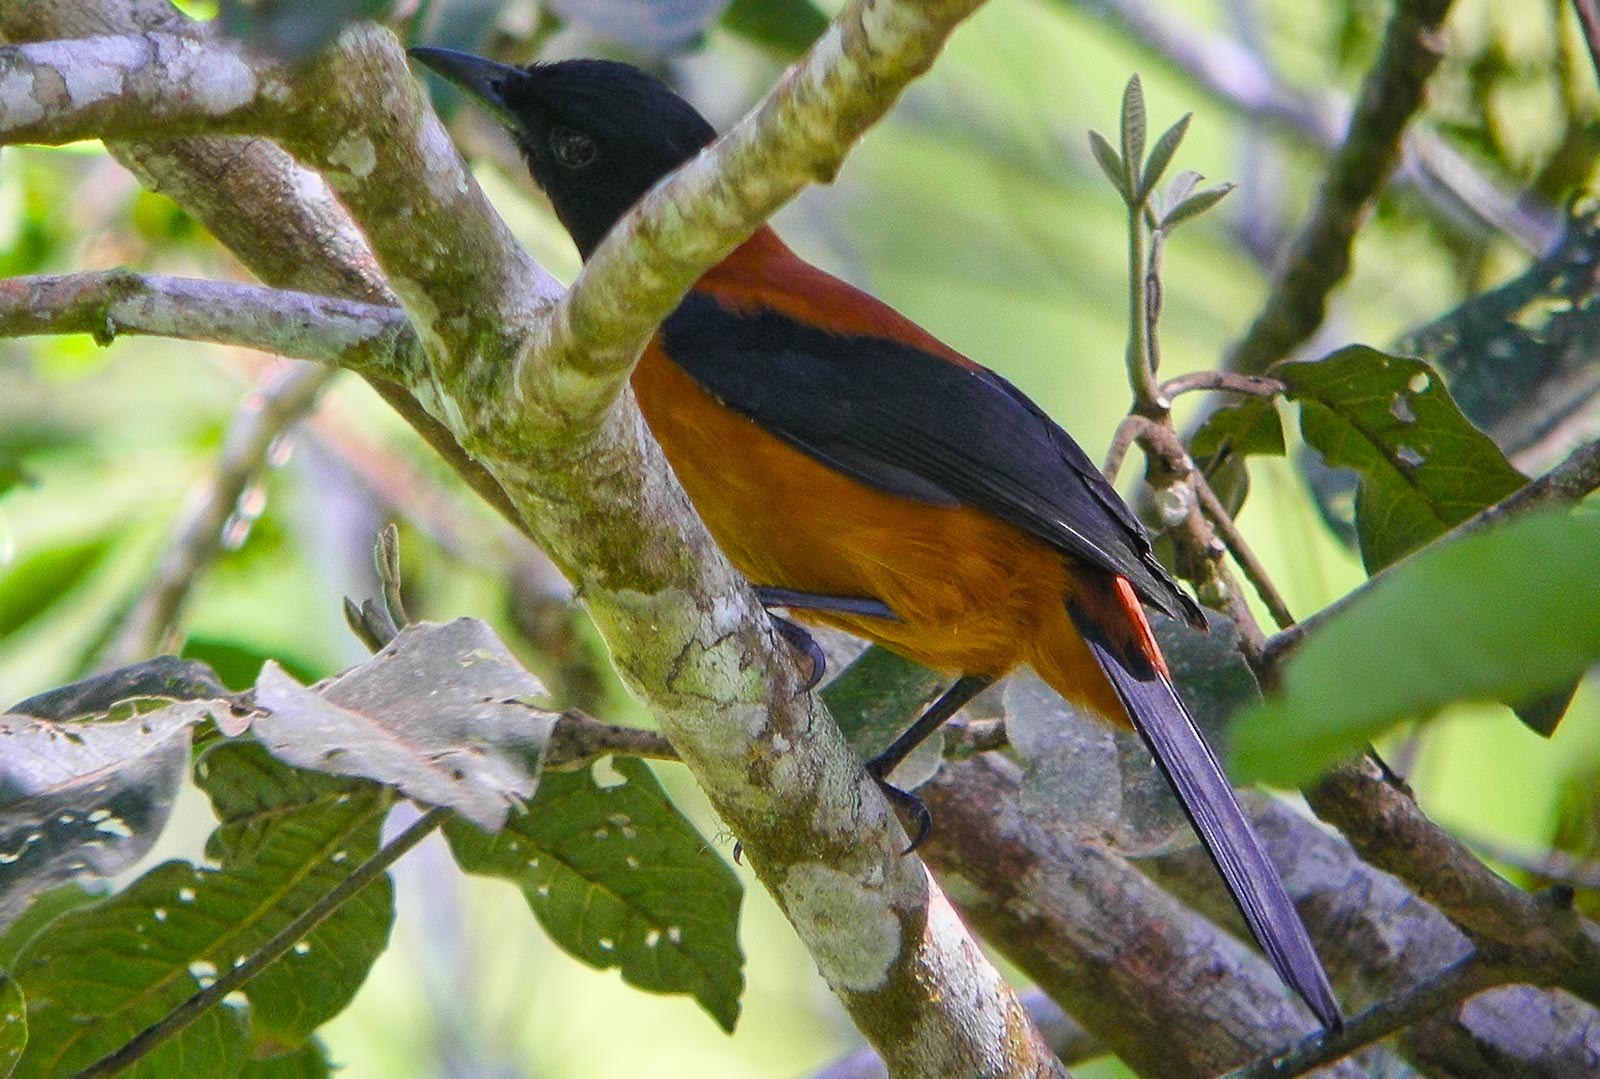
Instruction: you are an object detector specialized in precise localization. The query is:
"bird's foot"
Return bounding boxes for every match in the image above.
[865,755,932,855]
[765,611,825,692]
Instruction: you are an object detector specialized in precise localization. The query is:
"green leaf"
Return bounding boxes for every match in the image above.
[446,758,744,1031]
[721,0,828,56]
[10,743,392,1075]
[1190,397,1285,515]
[1160,182,1235,230]
[0,887,97,971]
[1234,511,1600,785]
[238,1039,329,1078]
[1280,346,1527,571]
[1140,113,1191,201]
[250,619,553,831]
[1087,130,1127,202]
[0,970,24,1079]
[1119,75,1146,199]
[0,538,111,640]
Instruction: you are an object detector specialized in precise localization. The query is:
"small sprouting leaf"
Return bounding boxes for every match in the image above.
[1087,130,1128,202]
[0,970,24,1079]
[1235,511,1600,785]
[446,758,744,1031]
[1279,346,1526,571]
[250,619,554,831]
[1160,182,1235,230]
[1140,113,1191,200]
[0,698,215,925]
[1119,75,1147,198]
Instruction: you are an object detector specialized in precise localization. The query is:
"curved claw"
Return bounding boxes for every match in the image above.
[766,612,825,692]
[865,757,933,855]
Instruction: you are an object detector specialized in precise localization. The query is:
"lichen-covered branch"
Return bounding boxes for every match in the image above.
[0,270,416,375]
[0,29,289,145]
[1224,0,1457,375]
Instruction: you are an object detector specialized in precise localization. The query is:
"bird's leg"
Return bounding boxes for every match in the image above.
[867,674,994,853]
[754,586,899,692]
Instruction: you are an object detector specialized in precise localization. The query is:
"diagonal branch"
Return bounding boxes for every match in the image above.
[1223,0,1457,376]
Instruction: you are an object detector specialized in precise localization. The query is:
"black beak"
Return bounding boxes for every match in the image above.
[409,47,524,128]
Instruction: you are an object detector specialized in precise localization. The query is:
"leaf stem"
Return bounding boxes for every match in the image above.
[72,805,448,1079]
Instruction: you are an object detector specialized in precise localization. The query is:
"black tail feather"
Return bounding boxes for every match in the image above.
[1067,598,1343,1031]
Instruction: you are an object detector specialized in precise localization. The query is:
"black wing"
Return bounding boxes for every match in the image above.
[661,293,1203,627]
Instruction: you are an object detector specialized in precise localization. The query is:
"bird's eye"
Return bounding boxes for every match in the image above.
[550,127,597,169]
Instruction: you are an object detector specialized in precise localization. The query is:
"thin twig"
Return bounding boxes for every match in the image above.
[1194,478,1296,629]
[1160,371,1285,399]
[104,363,336,667]
[73,805,449,1079]
[1224,0,1456,375]
[1220,956,1504,1079]
[1463,833,1600,892]
[1102,413,1150,480]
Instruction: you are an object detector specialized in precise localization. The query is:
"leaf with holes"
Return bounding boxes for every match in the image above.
[446,757,744,1030]
[1279,346,1526,572]
[0,698,216,926]
[251,619,553,831]
[0,970,23,1079]
[1235,511,1600,785]
[8,742,391,1075]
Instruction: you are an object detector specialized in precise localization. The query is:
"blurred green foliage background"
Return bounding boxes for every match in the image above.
[2,0,1598,1074]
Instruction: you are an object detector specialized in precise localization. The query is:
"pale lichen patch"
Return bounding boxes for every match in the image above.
[779,862,900,992]
[0,71,44,128]
[328,134,378,180]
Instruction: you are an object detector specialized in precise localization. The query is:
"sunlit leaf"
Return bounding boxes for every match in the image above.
[1280,346,1526,572]
[1235,511,1600,785]
[446,758,744,1031]
[250,619,553,831]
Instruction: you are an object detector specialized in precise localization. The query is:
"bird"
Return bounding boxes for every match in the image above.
[410,47,1342,1031]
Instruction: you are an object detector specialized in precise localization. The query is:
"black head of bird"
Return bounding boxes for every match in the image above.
[410,49,716,259]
